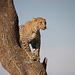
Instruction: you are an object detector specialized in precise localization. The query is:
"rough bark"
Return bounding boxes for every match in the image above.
[0,0,47,75]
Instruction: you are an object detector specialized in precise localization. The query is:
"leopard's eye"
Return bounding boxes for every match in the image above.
[40,21,42,23]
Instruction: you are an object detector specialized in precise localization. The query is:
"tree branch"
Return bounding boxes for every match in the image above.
[0,0,47,75]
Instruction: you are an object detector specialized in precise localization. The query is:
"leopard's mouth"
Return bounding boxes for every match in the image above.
[42,26,46,30]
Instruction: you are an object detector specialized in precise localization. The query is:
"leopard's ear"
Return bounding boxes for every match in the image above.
[32,18,37,21]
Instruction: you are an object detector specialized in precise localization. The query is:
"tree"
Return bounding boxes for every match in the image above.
[0,0,47,75]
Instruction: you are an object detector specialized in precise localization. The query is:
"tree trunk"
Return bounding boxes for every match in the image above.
[0,0,47,75]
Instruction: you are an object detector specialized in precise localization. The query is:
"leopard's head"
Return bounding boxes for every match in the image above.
[32,17,46,30]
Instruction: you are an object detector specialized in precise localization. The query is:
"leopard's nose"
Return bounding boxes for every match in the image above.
[45,22,46,25]
[43,26,46,30]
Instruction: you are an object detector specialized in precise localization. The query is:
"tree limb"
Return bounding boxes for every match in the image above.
[0,0,47,75]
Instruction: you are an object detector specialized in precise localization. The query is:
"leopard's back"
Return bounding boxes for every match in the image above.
[19,25,25,42]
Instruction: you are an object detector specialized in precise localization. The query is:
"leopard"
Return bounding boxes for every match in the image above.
[19,17,46,61]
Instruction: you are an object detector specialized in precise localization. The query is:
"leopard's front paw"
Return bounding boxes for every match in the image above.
[36,56,40,62]
[26,51,37,61]
[33,49,39,57]
[33,49,40,61]
[30,54,40,62]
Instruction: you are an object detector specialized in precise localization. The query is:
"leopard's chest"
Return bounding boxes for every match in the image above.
[28,32,37,43]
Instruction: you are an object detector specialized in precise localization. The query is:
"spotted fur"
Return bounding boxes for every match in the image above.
[19,17,46,61]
